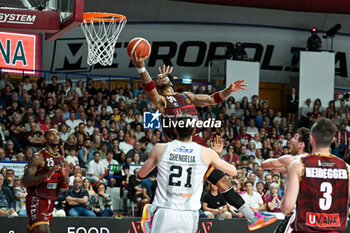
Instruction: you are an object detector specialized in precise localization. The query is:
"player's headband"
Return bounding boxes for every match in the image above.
[44,128,59,138]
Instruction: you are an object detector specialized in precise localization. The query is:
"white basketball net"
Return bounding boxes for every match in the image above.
[81,16,126,66]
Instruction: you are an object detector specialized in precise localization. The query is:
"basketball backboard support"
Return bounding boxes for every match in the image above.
[0,0,84,40]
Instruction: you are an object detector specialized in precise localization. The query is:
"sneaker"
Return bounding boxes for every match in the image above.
[247,212,277,231]
[141,204,157,233]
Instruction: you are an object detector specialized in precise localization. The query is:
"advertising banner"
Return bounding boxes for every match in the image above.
[0,31,42,74]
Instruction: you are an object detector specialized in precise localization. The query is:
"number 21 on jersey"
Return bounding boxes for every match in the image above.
[168,165,193,188]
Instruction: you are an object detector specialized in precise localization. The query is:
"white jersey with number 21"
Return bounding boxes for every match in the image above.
[153,139,208,211]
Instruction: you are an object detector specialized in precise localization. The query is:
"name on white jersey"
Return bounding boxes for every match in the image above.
[169,153,195,163]
[305,167,348,179]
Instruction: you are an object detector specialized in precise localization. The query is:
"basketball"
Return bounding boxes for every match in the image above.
[127,37,151,58]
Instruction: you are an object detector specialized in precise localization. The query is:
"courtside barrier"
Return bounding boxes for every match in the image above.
[2,217,350,233]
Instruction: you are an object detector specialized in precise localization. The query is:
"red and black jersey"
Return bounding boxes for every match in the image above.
[335,131,350,145]
[162,93,199,140]
[292,154,349,232]
[27,148,65,200]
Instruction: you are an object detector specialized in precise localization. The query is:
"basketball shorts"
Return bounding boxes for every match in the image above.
[150,208,199,233]
[26,195,55,231]
[274,215,292,233]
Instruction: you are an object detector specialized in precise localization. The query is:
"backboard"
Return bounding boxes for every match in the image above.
[0,0,84,40]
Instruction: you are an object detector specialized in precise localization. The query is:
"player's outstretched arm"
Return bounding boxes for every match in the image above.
[60,162,73,192]
[281,160,301,215]
[261,155,294,172]
[130,52,164,109]
[139,144,166,179]
[210,135,224,155]
[22,154,58,187]
[203,147,237,176]
[184,80,247,107]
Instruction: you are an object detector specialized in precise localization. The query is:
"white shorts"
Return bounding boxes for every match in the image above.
[150,208,199,233]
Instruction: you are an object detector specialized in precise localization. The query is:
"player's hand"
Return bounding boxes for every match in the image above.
[158,65,173,74]
[0,209,6,216]
[229,80,248,93]
[44,165,60,179]
[130,50,150,68]
[61,163,73,178]
[210,135,224,155]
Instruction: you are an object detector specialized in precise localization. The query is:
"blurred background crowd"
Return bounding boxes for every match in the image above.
[0,73,348,218]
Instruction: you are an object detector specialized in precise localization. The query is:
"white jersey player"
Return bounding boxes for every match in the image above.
[139,117,237,233]
[261,127,310,172]
[260,127,310,233]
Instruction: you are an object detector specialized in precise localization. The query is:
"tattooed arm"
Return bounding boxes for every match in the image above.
[22,154,57,187]
[184,80,247,107]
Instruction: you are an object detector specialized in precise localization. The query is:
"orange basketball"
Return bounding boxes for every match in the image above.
[127,37,151,58]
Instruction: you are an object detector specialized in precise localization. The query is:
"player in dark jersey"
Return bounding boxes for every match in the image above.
[22,129,73,233]
[281,118,350,233]
[130,54,276,231]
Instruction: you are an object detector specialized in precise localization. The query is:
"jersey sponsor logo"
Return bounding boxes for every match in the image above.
[173,105,197,116]
[306,212,341,228]
[46,182,58,189]
[305,167,348,179]
[166,188,192,198]
[318,160,336,167]
[173,148,193,153]
[45,173,61,183]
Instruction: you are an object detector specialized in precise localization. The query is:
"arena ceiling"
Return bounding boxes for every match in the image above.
[177,0,350,14]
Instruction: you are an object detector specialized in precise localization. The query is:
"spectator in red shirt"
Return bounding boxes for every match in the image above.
[266,183,282,213]
[256,181,267,205]
[335,122,350,157]
[235,126,252,146]
[36,108,46,125]
[222,145,239,164]
[271,141,283,158]
[51,108,65,126]
[40,115,51,133]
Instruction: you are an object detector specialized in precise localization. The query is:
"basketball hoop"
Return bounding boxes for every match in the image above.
[81,12,127,66]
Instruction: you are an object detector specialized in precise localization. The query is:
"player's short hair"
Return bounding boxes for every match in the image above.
[310,117,337,148]
[175,116,195,140]
[297,127,311,153]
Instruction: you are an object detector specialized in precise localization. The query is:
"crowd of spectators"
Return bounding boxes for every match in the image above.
[0,72,348,218]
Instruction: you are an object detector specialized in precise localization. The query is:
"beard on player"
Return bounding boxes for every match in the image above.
[47,141,59,148]
[156,74,175,91]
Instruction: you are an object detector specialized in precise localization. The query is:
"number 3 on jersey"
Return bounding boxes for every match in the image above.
[319,182,332,210]
[169,165,193,188]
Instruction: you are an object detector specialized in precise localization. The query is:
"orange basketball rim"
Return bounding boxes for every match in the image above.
[83,12,126,23]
